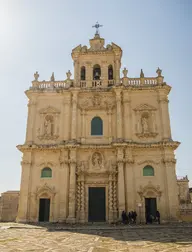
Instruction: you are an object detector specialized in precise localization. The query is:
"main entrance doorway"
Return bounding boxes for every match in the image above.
[88,187,106,222]
[145,198,157,223]
[38,198,50,222]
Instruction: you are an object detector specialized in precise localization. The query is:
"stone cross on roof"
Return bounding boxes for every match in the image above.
[92,22,103,36]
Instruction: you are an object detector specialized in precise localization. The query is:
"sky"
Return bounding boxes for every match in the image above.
[0,0,191,194]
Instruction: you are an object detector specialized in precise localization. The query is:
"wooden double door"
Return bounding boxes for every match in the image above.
[88,187,106,222]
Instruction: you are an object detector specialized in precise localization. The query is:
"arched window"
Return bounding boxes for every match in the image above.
[91,117,103,135]
[41,167,52,178]
[143,165,154,176]
[108,65,113,80]
[81,66,86,80]
[93,64,101,80]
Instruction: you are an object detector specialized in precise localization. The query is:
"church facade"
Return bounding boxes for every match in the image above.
[16,30,180,223]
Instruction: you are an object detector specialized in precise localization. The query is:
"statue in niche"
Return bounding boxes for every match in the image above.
[92,152,102,168]
[141,116,149,133]
[44,118,53,136]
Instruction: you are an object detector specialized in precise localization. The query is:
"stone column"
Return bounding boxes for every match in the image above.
[16,154,32,222]
[81,109,86,142]
[136,111,141,134]
[151,111,157,133]
[115,59,120,85]
[63,96,71,141]
[40,114,44,136]
[67,149,77,223]
[74,60,79,87]
[158,91,171,140]
[59,150,69,221]
[112,175,118,221]
[86,63,92,88]
[124,148,135,211]
[108,173,114,223]
[115,89,123,139]
[25,97,37,144]
[101,62,108,86]
[71,91,78,140]
[107,108,112,142]
[164,157,179,220]
[123,93,132,140]
[80,175,85,223]
[54,113,59,136]
[117,148,125,219]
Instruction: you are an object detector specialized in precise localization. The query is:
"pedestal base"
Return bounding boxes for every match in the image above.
[66,217,76,224]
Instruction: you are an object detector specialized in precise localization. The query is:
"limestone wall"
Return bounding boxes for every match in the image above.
[0,191,19,222]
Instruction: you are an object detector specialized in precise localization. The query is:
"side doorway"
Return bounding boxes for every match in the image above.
[38,198,50,222]
[145,198,157,223]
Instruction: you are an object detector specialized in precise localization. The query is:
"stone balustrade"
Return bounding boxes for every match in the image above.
[30,76,162,90]
[30,80,72,90]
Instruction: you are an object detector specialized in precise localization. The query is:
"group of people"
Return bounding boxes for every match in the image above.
[121,210,161,225]
[121,210,137,224]
[146,210,160,224]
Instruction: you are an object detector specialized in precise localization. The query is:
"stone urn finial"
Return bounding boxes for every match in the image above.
[66,70,72,80]
[122,67,128,78]
[34,71,39,81]
[50,72,55,82]
[140,69,144,78]
[156,67,162,77]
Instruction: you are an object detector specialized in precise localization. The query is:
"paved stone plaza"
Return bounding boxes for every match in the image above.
[0,223,192,252]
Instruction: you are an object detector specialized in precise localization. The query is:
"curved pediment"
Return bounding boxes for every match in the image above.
[39,106,60,114]
[35,183,56,198]
[134,103,157,111]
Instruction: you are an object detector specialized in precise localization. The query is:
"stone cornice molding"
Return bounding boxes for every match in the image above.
[134,103,157,112]
[162,158,176,164]
[39,106,60,114]
[36,161,57,168]
[20,160,32,166]
[137,160,160,165]
[136,132,158,139]
[16,141,180,153]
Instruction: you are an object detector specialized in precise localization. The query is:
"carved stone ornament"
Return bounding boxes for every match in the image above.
[134,104,157,112]
[122,67,128,78]
[35,183,56,199]
[66,70,72,80]
[34,71,39,81]
[134,103,158,138]
[78,94,115,110]
[50,72,55,82]
[38,106,60,141]
[138,160,160,165]
[138,181,162,200]
[140,69,144,78]
[156,67,162,77]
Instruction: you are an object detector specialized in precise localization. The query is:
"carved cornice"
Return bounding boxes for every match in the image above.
[16,140,180,153]
[38,135,59,140]
[134,103,157,112]
[136,132,158,138]
[39,106,60,114]
[137,160,161,165]
[162,158,176,164]
[21,160,32,166]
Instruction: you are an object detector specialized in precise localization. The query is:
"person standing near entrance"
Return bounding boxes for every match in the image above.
[156,210,160,224]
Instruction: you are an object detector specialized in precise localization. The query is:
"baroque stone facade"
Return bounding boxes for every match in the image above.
[16,30,181,223]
